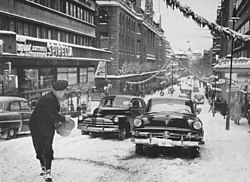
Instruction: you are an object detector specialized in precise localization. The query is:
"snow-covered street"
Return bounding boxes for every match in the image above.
[1,88,250,182]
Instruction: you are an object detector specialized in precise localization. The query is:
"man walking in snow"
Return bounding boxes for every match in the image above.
[28,80,69,182]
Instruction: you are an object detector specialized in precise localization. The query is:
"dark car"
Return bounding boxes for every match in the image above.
[77,95,146,140]
[193,93,205,105]
[0,96,33,139]
[131,97,204,157]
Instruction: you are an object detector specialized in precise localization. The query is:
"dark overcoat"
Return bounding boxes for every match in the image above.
[28,91,65,136]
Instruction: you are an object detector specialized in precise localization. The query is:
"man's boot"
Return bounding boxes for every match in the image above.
[44,169,52,182]
[40,165,46,176]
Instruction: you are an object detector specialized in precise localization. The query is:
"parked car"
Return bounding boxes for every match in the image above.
[193,93,205,105]
[0,96,33,139]
[77,95,146,140]
[131,97,204,157]
[193,86,199,92]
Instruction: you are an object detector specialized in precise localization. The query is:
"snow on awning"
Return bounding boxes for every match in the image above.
[213,57,250,70]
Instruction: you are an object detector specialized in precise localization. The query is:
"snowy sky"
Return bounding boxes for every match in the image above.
[154,0,221,52]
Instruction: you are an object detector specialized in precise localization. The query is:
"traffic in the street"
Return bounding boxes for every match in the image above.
[1,0,250,181]
[1,80,250,182]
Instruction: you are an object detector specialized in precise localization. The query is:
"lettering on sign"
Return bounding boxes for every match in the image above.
[16,40,73,57]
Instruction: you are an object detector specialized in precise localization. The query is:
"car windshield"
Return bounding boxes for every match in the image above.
[194,94,204,100]
[146,99,194,114]
[100,96,131,108]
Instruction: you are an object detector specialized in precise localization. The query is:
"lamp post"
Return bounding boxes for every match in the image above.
[171,61,174,97]
[225,16,240,130]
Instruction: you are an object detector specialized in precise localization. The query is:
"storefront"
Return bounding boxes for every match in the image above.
[0,31,111,112]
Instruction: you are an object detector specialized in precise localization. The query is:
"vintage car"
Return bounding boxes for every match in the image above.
[0,96,33,139]
[193,93,205,105]
[131,97,204,157]
[77,95,146,140]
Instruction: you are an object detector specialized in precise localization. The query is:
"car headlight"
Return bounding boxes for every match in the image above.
[193,121,202,130]
[113,116,119,123]
[134,119,143,127]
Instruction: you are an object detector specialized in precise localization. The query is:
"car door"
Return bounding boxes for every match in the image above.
[19,101,32,133]
[9,101,31,133]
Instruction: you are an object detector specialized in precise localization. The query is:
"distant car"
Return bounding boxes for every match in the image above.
[179,93,189,98]
[0,96,33,139]
[131,97,204,157]
[193,86,199,92]
[77,95,146,140]
[193,94,205,105]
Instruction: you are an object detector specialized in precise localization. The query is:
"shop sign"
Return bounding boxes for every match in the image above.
[16,38,73,57]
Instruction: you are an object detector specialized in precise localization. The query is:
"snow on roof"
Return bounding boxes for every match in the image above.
[214,57,250,69]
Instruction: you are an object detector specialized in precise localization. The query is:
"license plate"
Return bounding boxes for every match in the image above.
[88,127,101,132]
[158,139,174,147]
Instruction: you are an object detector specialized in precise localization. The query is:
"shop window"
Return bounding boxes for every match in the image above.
[20,69,39,90]
[80,68,87,83]
[40,68,55,88]
[88,67,95,83]
[57,68,77,85]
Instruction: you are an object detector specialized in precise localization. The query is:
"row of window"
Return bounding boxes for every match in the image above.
[19,67,95,91]
[28,0,94,25]
[0,15,94,46]
[238,20,250,35]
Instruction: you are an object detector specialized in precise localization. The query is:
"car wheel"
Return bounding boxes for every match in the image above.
[135,144,144,155]
[190,147,200,158]
[118,128,126,140]
[81,130,89,135]
[7,128,17,140]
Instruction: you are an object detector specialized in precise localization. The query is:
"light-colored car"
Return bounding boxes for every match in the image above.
[0,96,33,139]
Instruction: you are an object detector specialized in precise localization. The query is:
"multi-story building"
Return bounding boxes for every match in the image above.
[0,0,111,110]
[213,0,250,95]
[94,0,167,95]
[234,0,250,58]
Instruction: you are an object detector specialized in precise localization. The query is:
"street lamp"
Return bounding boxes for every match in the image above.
[225,16,240,130]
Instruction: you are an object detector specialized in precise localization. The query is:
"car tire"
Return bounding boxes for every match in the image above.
[135,144,144,155]
[6,128,17,140]
[118,128,126,140]
[81,130,89,135]
[190,147,200,158]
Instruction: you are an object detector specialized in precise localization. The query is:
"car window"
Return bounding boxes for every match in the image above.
[112,97,131,108]
[10,102,21,111]
[147,99,194,114]
[0,102,4,109]
[20,101,31,110]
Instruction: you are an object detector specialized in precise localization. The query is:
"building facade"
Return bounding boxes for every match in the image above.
[94,0,167,95]
[213,0,250,91]
[0,0,111,110]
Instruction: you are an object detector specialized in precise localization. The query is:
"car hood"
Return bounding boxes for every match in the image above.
[139,111,199,130]
[95,107,131,116]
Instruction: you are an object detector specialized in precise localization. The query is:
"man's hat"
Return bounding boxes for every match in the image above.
[52,80,68,91]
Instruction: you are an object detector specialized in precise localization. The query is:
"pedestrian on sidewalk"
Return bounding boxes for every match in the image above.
[229,98,242,125]
[28,80,69,182]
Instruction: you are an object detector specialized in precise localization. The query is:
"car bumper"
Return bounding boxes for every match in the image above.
[131,137,201,147]
[78,125,119,133]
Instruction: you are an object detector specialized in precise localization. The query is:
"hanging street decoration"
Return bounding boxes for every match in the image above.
[163,0,250,42]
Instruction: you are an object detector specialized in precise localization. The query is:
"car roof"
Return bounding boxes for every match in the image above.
[103,95,141,99]
[0,96,27,102]
[149,96,190,101]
